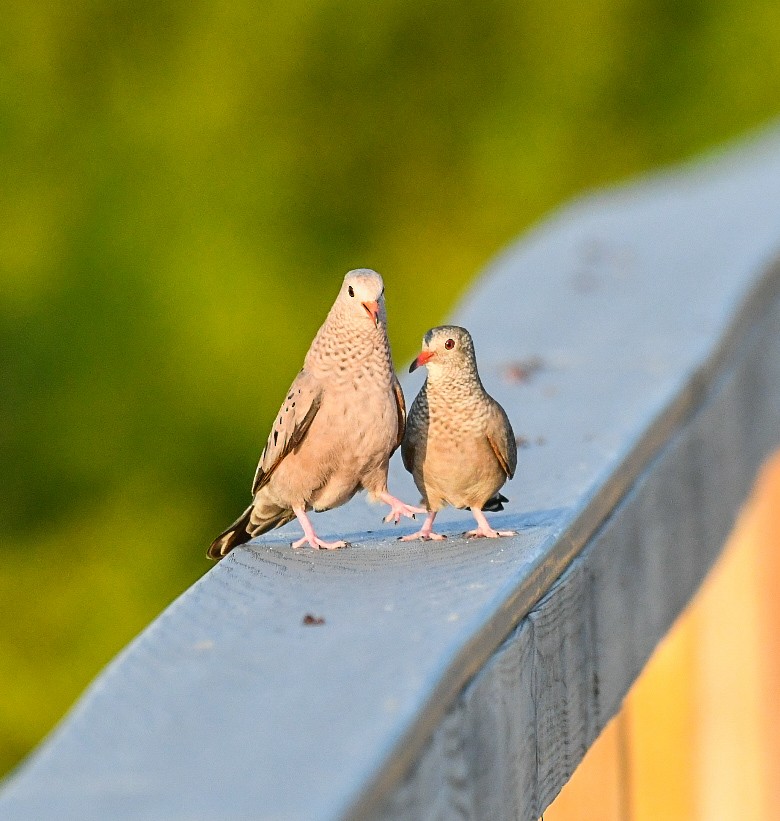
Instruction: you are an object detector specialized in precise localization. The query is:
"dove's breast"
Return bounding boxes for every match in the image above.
[407,388,507,511]
[310,377,400,510]
[262,330,400,512]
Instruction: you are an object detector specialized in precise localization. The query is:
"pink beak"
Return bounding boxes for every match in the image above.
[409,350,435,372]
[362,300,380,326]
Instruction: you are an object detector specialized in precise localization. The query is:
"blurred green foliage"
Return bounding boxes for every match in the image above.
[2,0,780,777]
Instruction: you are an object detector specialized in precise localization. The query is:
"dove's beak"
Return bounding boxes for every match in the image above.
[362,301,380,326]
[409,350,435,372]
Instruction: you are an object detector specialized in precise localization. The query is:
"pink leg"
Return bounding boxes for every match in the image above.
[465,508,517,539]
[399,510,446,541]
[291,507,347,550]
[377,490,426,524]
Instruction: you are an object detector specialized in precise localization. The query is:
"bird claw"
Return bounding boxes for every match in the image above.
[380,494,426,524]
[291,535,348,550]
[464,528,517,539]
[398,530,447,542]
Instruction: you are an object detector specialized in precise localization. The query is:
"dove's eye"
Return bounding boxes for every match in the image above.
[444,339,455,350]
[348,286,355,298]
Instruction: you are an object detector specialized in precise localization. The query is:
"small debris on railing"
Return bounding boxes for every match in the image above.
[302,614,325,626]
[502,356,545,384]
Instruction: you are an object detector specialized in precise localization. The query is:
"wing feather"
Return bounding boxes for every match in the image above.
[252,370,323,494]
[392,375,406,452]
[485,399,517,480]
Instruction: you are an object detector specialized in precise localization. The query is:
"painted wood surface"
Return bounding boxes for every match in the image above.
[545,450,780,821]
[2,126,780,820]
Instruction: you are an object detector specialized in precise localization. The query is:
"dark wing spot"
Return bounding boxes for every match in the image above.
[273,430,278,445]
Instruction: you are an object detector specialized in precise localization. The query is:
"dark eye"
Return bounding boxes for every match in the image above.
[348,286,355,298]
[444,338,455,350]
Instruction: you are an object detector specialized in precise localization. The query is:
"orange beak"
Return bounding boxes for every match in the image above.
[362,300,380,326]
[409,350,435,372]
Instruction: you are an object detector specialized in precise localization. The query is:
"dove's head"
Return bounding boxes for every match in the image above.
[338,269,386,328]
[409,326,478,378]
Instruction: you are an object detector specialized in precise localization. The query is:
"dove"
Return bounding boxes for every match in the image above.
[208,269,424,559]
[401,325,517,540]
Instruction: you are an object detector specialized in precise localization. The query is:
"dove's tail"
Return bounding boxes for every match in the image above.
[482,492,509,512]
[207,502,297,561]
[208,504,254,560]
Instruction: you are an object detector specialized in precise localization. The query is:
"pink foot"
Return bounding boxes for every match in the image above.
[377,491,426,524]
[291,506,347,550]
[400,530,446,542]
[291,534,347,550]
[399,510,446,541]
[465,508,516,539]
[464,527,516,539]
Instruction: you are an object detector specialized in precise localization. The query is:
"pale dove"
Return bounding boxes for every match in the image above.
[209,269,424,558]
[401,326,517,540]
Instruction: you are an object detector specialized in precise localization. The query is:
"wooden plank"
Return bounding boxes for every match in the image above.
[2,128,780,820]
[375,292,780,819]
[547,452,780,821]
[618,450,780,821]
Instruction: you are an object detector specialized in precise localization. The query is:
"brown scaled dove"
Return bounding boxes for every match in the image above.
[401,326,517,540]
[209,269,424,559]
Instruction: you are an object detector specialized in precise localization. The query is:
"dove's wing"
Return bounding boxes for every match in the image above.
[392,374,406,451]
[252,369,323,494]
[485,399,517,480]
[401,390,424,473]
[401,434,415,473]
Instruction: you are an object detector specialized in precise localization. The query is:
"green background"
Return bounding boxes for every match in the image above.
[2,0,779,777]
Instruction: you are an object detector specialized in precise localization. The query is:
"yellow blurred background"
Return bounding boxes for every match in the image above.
[2,0,780,779]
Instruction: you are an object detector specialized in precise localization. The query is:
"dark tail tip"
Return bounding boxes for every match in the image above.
[207,504,253,561]
[482,492,509,512]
